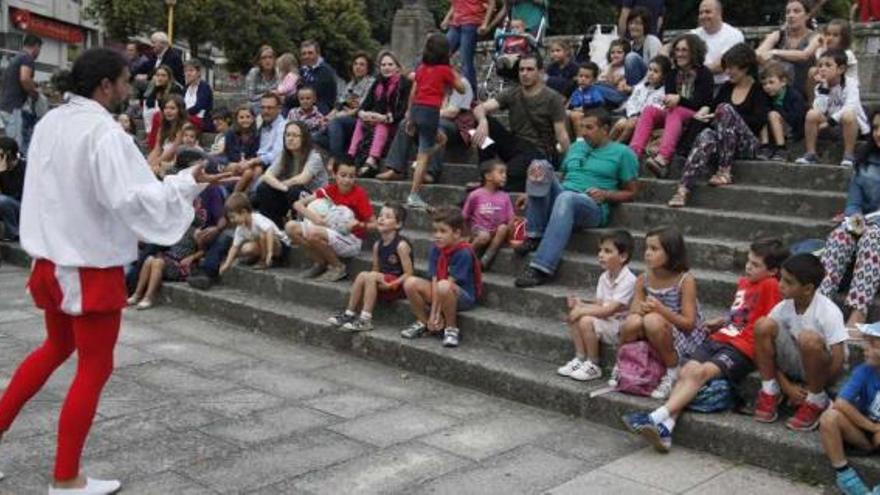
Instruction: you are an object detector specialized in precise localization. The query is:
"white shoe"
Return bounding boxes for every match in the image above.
[0,471,4,481]
[650,373,675,400]
[48,478,121,495]
[557,357,582,377]
[607,364,620,388]
[570,361,602,381]
[126,295,138,306]
[135,299,153,310]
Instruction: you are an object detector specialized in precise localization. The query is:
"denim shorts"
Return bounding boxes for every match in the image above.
[410,104,441,152]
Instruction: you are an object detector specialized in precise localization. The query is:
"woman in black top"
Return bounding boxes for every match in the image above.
[669,44,769,207]
[0,137,24,240]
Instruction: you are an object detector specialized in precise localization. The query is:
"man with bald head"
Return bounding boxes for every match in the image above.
[150,31,184,86]
[690,0,744,85]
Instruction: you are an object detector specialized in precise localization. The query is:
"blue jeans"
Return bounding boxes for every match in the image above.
[624,52,647,87]
[323,114,357,157]
[0,194,20,240]
[200,231,234,278]
[447,24,479,94]
[526,179,603,274]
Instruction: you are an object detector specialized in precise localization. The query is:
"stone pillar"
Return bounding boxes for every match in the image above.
[390,0,437,72]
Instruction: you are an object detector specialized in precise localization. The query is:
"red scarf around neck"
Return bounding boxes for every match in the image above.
[436,242,483,299]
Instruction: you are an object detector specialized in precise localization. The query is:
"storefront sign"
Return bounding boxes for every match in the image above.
[10,8,84,44]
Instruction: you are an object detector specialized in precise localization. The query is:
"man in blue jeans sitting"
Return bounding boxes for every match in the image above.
[515,108,639,288]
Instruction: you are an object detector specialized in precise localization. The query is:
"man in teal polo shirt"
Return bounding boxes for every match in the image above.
[515,108,639,288]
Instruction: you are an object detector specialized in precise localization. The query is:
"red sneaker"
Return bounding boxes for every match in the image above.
[786,400,828,431]
[753,391,781,423]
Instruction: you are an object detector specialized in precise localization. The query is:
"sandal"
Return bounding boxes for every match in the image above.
[376,169,404,181]
[645,156,669,178]
[667,187,688,208]
[708,168,733,187]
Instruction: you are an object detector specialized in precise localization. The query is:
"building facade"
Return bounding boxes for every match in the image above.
[0,0,101,81]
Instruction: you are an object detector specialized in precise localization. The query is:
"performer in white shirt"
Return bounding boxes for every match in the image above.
[0,48,227,495]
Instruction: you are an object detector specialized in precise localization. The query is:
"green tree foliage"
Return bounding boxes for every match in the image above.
[87,0,378,74]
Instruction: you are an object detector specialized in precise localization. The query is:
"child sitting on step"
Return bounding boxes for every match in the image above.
[287,160,375,283]
[796,49,869,167]
[219,192,292,275]
[819,321,880,495]
[401,206,482,348]
[613,226,708,399]
[557,230,637,382]
[757,62,806,162]
[753,253,848,431]
[610,55,669,143]
[328,202,414,332]
[462,159,514,270]
[622,238,789,452]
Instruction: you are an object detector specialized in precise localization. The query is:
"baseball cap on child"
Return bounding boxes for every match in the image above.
[525,159,554,197]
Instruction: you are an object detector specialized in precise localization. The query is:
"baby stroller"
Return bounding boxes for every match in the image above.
[478,0,549,101]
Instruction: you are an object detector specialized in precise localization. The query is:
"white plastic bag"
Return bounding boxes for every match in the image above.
[588,24,619,71]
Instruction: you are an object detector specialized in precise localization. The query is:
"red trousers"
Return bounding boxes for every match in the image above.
[0,259,125,480]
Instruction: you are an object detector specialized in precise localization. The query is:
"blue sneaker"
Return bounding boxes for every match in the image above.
[640,422,672,453]
[837,467,869,495]
[621,412,652,434]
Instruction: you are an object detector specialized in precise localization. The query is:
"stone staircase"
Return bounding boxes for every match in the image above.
[3,152,872,486]
[4,117,878,486]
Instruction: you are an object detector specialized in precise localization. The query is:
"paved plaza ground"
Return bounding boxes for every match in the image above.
[0,264,827,494]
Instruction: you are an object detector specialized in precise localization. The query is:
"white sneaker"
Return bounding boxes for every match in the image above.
[48,477,121,495]
[570,361,602,381]
[607,364,620,388]
[557,357,582,377]
[650,373,675,400]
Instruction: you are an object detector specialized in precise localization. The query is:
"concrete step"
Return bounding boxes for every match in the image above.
[370,228,741,311]
[361,175,846,221]
[609,203,832,246]
[436,160,852,192]
[359,179,836,245]
[156,279,880,486]
[637,178,846,219]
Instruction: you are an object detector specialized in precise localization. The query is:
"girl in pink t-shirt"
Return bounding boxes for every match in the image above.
[461,159,514,270]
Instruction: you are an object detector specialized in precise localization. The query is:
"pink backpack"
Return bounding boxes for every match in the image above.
[615,341,665,396]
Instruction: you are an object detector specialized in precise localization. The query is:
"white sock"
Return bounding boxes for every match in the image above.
[360,311,372,320]
[344,309,356,317]
[761,379,780,395]
[575,355,586,362]
[649,406,670,425]
[666,367,678,380]
[807,391,829,407]
[662,417,676,432]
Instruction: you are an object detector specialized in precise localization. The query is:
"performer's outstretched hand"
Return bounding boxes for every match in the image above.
[191,161,233,185]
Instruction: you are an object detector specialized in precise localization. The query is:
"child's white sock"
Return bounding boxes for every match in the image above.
[761,379,780,395]
[359,311,372,321]
[649,406,670,425]
[661,417,676,432]
[576,354,586,362]
[345,309,356,317]
[806,391,829,407]
[666,367,678,380]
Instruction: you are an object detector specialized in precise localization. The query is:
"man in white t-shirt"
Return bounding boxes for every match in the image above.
[689,0,745,85]
[752,254,847,432]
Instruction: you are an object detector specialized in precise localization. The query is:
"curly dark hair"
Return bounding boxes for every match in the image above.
[670,33,707,68]
[721,43,758,75]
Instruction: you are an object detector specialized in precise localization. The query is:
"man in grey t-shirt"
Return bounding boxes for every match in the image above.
[0,34,42,156]
[472,54,569,192]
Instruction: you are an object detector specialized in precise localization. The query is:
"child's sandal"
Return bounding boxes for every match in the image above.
[708,170,732,187]
[645,156,669,178]
[667,187,688,208]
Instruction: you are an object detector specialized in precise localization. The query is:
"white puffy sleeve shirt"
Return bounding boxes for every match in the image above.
[20,95,203,268]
